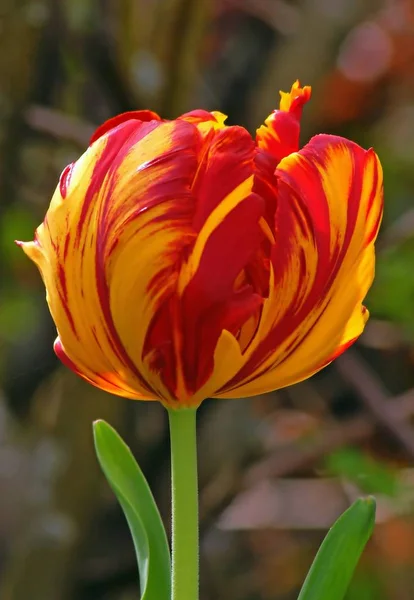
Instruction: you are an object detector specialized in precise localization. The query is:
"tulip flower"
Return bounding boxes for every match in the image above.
[18,81,383,408]
[18,81,383,600]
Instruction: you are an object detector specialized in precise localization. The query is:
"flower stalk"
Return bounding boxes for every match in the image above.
[168,407,199,600]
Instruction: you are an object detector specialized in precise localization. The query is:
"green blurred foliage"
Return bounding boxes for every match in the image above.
[370,242,414,339]
[326,448,400,497]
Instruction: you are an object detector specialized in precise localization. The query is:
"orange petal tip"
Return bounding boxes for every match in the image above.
[279,80,312,115]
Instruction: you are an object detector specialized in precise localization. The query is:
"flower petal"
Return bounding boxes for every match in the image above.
[90,110,162,145]
[20,118,202,402]
[179,109,228,141]
[217,134,383,397]
[179,109,227,128]
[256,80,311,163]
[145,126,267,403]
[54,337,146,399]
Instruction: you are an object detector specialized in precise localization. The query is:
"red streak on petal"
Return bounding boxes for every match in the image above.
[179,109,221,124]
[57,262,68,299]
[89,119,201,397]
[45,217,58,253]
[193,289,263,390]
[54,337,137,396]
[56,283,78,339]
[59,163,75,199]
[144,297,177,393]
[180,192,265,391]
[77,120,167,392]
[364,150,383,245]
[76,119,161,246]
[56,262,78,337]
[225,136,378,391]
[54,337,79,370]
[253,148,278,231]
[93,250,154,392]
[63,232,71,260]
[192,126,256,231]
[257,112,301,163]
[90,110,162,145]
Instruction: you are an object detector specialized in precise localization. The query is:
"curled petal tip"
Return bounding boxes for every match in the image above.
[256,80,311,163]
[279,80,312,115]
[210,111,228,127]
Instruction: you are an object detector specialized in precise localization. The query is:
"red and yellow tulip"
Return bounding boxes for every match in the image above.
[18,81,383,408]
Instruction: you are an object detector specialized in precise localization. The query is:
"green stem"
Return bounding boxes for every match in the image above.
[168,407,199,600]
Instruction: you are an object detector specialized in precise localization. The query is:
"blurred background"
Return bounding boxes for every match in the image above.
[1,0,414,598]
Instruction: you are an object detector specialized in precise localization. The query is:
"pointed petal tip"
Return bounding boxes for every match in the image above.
[256,80,312,162]
[16,238,44,263]
[279,80,312,114]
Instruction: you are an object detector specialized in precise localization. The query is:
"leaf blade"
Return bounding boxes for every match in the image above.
[297,496,376,600]
[93,420,171,600]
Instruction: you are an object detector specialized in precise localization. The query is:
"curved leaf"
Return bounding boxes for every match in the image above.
[297,496,376,600]
[93,420,171,600]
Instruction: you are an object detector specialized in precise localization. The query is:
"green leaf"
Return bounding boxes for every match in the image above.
[297,497,376,600]
[93,420,171,600]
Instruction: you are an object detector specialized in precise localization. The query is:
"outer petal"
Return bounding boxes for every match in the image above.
[19,117,202,402]
[179,109,227,129]
[144,126,267,404]
[216,134,383,398]
[89,109,162,145]
[256,80,311,163]
[179,109,228,140]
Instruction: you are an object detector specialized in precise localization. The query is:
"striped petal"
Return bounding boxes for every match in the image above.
[90,109,162,145]
[20,117,202,402]
[19,83,383,408]
[179,109,227,130]
[179,109,228,142]
[217,134,383,398]
[144,126,269,404]
[256,80,311,163]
